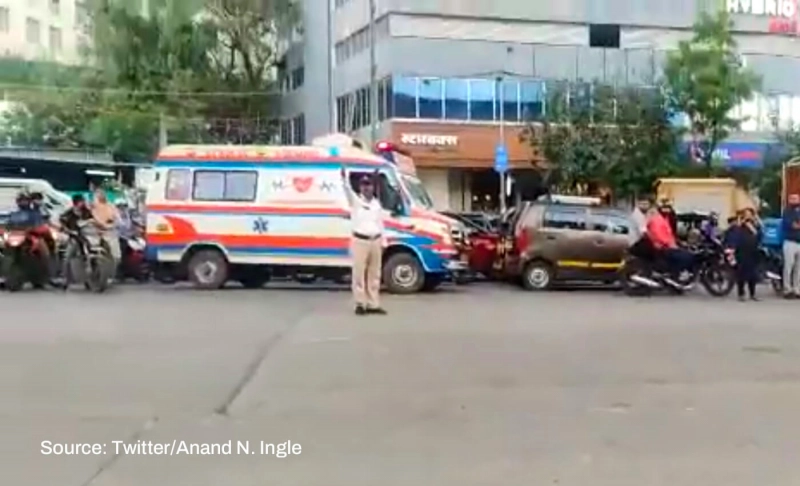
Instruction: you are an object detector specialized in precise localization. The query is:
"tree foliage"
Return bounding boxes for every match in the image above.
[0,0,296,160]
[523,83,680,201]
[663,10,760,169]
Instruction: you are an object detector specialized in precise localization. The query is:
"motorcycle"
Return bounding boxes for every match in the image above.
[118,234,150,282]
[1,222,52,292]
[620,235,735,297]
[63,220,115,293]
[760,246,784,295]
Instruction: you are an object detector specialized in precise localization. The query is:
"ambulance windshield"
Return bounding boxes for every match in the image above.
[401,174,434,210]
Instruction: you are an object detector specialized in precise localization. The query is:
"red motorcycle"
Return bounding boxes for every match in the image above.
[2,223,51,292]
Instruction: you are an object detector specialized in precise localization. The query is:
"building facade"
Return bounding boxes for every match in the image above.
[281,0,800,210]
[0,0,94,64]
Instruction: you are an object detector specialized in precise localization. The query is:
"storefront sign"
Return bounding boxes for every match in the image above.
[726,0,797,18]
[400,133,458,147]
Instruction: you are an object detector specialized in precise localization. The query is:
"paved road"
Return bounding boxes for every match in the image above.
[2,282,800,485]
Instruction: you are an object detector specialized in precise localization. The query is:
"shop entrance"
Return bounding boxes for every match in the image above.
[470,169,501,212]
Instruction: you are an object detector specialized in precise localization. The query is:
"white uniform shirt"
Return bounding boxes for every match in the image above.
[630,208,648,242]
[351,195,384,237]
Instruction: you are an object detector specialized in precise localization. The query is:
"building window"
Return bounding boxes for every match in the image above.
[26,18,41,44]
[0,7,9,33]
[292,114,305,144]
[418,78,443,119]
[392,77,417,118]
[469,79,495,121]
[49,0,60,15]
[336,94,352,133]
[521,80,545,121]
[444,79,469,120]
[589,24,620,48]
[499,80,519,121]
[192,171,258,202]
[280,119,291,144]
[377,79,387,121]
[290,66,304,90]
[49,27,62,53]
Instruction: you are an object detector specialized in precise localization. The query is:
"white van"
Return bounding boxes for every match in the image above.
[0,178,72,221]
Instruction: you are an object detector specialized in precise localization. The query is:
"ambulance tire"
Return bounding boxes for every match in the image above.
[383,252,424,294]
[187,249,229,290]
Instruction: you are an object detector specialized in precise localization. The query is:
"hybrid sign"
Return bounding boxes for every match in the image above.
[726,0,797,18]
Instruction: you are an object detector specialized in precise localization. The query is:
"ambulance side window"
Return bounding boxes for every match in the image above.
[165,169,191,201]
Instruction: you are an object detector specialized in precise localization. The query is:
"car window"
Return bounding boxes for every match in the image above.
[588,213,630,234]
[607,215,630,235]
[542,207,586,230]
[192,170,258,202]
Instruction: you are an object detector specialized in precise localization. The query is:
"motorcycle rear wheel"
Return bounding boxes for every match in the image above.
[619,259,652,296]
[3,259,24,292]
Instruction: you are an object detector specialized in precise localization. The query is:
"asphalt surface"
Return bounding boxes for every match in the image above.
[2,282,800,485]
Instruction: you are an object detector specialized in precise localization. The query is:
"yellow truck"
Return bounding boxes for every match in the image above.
[655,178,756,226]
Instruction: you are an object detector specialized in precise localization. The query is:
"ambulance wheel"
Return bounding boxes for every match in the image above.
[383,252,424,294]
[187,250,228,290]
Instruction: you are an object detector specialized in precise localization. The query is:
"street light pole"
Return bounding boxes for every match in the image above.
[498,76,506,214]
[368,0,377,146]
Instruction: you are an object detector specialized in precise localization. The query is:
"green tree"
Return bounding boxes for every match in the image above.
[523,83,680,202]
[663,10,760,170]
[0,0,296,159]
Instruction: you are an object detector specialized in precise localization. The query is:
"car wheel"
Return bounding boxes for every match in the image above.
[521,260,553,291]
[187,250,228,290]
[383,253,425,294]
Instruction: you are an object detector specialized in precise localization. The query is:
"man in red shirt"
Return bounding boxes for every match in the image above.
[647,202,691,279]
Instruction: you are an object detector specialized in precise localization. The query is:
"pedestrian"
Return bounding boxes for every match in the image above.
[726,208,762,301]
[91,189,122,273]
[630,197,650,243]
[783,193,800,298]
[349,174,387,316]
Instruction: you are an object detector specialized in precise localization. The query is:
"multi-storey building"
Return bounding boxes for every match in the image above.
[0,0,93,64]
[282,0,800,210]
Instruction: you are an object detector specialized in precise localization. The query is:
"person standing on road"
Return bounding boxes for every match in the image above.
[349,174,388,316]
[91,189,122,273]
[726,209,762,302]
[630,198,650,243]
[783,193,800,298]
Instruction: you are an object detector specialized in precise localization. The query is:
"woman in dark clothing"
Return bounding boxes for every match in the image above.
[726,208,762,301]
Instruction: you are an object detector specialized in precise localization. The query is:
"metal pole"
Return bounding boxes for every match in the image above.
[327,0,335,132]
[368,0,377,146]
[498,76,506,214]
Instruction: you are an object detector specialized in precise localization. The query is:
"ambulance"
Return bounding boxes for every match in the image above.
[144,136,469,293]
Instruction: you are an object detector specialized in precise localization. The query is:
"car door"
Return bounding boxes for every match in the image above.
[586,211,631,273]
[535,206,593,271]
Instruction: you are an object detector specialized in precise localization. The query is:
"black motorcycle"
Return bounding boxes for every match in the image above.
[760,246,784,295]
[63,220,115,293]
[620,235,735,297]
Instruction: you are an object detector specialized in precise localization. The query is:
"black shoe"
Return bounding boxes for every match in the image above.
[366,307,387,315]
[355,306,367,316]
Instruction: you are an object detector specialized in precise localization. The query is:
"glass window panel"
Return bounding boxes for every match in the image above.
[444,78,469,120]
[392,77,417,118]
[165,169,191,201]
[792,95,800,130]
[469,79,495,121]
[520,80,544,121]
[418,78,443,119]
[499,80,519,122]
[193,171,225,201]
[224,171,258,201]
[778,95,793,131]
[739,97,758,132]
